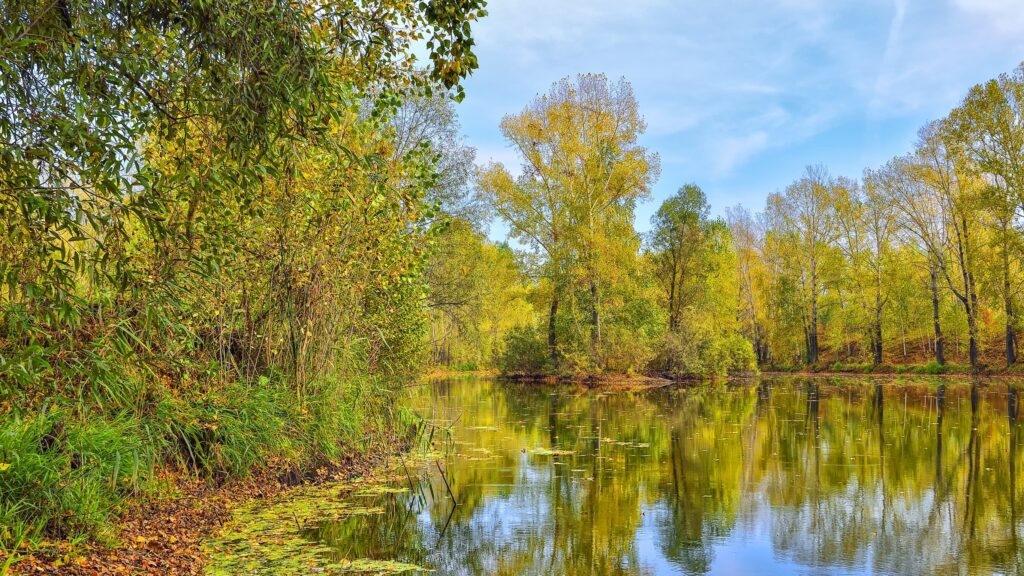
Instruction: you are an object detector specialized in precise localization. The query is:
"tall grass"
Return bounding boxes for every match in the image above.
[0,367,399,560]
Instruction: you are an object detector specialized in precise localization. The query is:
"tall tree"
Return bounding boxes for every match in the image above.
[651,185,726,332]
[764,166,839,364]
[478,74,658,368]
[726,205,767,363]
[837,171,897,365]
[889,122,984,368]
[949,63,1024,365]
[876,156,947,366]
[390,92,480,221]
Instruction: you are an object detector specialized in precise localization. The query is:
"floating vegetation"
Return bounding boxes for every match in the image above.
[203,461,432,575]
[529,447,575,456]
[353,486,410,497]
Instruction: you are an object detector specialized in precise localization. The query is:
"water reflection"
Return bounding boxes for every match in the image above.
[314,376,1024,575]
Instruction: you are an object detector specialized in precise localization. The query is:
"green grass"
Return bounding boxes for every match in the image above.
[0,371,394,562]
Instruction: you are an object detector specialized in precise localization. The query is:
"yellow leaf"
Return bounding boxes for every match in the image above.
[0,463,10,471]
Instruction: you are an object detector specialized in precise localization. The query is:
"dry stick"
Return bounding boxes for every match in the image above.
[398,451,416,493]
[435,500,457,548]
[435,460,458,506]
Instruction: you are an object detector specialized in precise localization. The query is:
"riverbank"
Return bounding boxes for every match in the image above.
[492,359,1024,386]
[5,453,386,576]
[498,372,675,391]
[188,374,1024,575]
[764,360,1024,377]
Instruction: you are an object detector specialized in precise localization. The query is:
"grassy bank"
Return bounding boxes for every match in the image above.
[762,360,998,376]
[0,371,408,573]
[5,438,391,576]
[0,0,489,572]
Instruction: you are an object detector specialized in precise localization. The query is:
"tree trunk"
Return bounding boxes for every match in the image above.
[1007,315,1017,366]
[930,261,945,366]
[590,276,601,357]
[667,256,678,332]
[873,313,883,366]
[803,320,812,365]
[968,273,980,369]
[967,300,979,369]
[873,275,883,366]
[1004,238,1017,366]
[549,290,559,368]
[808,267,819,365]
[962,218,979,369]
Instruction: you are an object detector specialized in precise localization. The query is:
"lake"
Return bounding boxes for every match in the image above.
[206,375,1024,575]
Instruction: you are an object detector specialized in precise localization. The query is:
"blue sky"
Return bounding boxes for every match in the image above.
[454,0,1024,235]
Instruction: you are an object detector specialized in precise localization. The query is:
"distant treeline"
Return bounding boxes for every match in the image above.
[429,64,1024,377]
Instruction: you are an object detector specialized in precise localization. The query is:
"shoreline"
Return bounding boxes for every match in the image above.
[10,367,1022,574]
[453,367,1024,388]
[6,453,386,576]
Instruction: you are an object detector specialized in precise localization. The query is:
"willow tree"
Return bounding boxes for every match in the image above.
[478,74,658,367]
[0,0,487,383]
[0,0,490,547]
[0,0,486,315]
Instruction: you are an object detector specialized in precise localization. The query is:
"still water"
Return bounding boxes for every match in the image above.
[209,375,1024,575]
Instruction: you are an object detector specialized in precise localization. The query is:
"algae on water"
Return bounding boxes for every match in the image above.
[203,462,432,575]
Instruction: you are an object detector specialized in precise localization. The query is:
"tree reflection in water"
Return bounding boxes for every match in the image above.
[307,376,1024,575]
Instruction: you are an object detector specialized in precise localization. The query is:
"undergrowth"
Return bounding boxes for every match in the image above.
[0,363,402,569]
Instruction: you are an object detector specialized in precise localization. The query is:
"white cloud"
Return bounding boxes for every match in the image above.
[712,132,770,177]
[950,0,1024,34]
[460,0,1024,228]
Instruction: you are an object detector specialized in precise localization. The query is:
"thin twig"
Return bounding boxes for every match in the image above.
[435,460,458,506]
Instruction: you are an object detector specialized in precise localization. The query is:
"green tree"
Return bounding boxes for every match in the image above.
[949,63,1024,365]
[835,172,897,365]
[764,166,840,364]
[478,74,658,370]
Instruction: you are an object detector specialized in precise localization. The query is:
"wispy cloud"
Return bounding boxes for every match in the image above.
[950,0,1024,35]
[458,0,1024,230]
[712,132,770,177]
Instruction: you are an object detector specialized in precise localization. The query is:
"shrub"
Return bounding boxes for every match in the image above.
[650,326,756,379]
[497,325,552,374]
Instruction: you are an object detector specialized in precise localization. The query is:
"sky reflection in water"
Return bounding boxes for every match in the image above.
[311,376,1024,575]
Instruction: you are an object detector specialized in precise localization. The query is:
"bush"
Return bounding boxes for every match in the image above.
[911,360,948,375]
[0,369,393,554]
[497,325,552,374]
[650,326,756,379]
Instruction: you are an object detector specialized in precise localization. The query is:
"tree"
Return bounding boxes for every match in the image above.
[389,92,481,222]
[875,156,947,366]
[764,166,840,364]
[651,184,725,332]
[0,0,490,546]
[478,74,658,369]
[649,186,752,376]
[836,171,897,365]
[0,0,487,319]
[726,205,768,363]
[948,63,1024,365]
[888,121,985,368]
